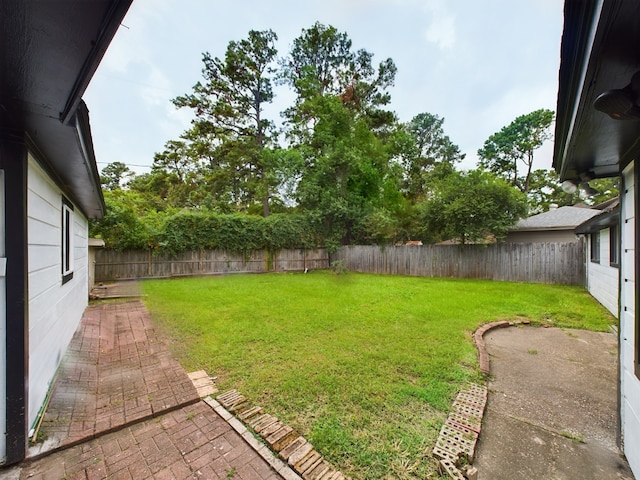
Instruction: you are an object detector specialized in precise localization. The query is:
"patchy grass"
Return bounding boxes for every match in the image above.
[560,430,585,443]
[142,272,614,479]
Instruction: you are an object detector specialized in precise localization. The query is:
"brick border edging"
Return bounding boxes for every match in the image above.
[473,321,513,375]
[209,390,351,480]
[203,396,303,480]
[432,320,519,479]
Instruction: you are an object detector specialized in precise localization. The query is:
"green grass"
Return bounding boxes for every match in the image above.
[142,271,614,479]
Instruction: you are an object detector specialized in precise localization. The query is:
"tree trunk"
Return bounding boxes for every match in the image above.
[523,151,534,194]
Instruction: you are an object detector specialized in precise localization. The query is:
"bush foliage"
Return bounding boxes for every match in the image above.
[92,206,320,255]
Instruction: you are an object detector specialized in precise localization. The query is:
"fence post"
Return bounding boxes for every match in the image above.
[148,249,152,277]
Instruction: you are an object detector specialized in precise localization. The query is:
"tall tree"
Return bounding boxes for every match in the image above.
[279,23,400,247]
[152,139,194,183]
[172,29,279,216]
[100,161,132,190]
[526,169,576,212]
[279,22,397,144]
[292,95,393,247]
[588,177,620,205]
[394,113,465,202]
[477,109,554,193]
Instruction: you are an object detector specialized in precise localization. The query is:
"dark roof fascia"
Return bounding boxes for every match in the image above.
[593,196,619,210]
[552,0,603,179]
[575,207,620,233]
[513,227,578,233]
[72,101,106,218]
[61,0,133,125]
[25,101,105,219]
[553,0,640,181]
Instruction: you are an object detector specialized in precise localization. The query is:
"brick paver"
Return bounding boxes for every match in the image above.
[31,301,200,454]
[15,299,284,480]
[21,402,282,480]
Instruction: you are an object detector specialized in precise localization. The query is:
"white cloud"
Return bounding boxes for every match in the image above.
[139,66,173,107]
[423,0,456,50]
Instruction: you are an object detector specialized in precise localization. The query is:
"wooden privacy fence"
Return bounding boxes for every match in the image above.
[95,242,586,285]
[94,248,330,282]
[332,241,586,285]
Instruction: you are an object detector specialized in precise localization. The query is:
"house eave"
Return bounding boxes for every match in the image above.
[0,0,133,218]
[553,0,640,182]
[513,226,580,233]
[575,207,620,234]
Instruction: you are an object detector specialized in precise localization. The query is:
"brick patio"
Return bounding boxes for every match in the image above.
[21,402,281,480]
[8,300,286,480]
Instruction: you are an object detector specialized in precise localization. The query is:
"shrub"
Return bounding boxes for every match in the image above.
[156,212,320,255]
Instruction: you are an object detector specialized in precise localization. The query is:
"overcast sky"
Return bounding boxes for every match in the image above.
[84,0,563,175]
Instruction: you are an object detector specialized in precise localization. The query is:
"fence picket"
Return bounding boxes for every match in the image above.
[94,241,586,285]
[331,242,585,285]
[95,248,330,282]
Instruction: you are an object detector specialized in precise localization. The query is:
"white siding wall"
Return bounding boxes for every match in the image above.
[586,228,619,317]
[621,161,640,478]
[27,155,89,429]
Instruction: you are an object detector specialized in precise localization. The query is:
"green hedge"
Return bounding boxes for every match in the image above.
[157,212,319,255]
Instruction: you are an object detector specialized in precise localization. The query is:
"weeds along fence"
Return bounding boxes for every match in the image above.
[332,241,586,285]
[94,248,330,282]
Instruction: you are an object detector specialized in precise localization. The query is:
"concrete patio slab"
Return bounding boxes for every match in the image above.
[474,326,634,480]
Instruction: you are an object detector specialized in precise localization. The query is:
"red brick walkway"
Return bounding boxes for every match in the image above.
[21,402,281,480]
[14,300,284,480]
[30,301,200,454]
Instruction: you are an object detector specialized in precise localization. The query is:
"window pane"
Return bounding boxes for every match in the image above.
[610,224,619,267]
[590,232,600,263]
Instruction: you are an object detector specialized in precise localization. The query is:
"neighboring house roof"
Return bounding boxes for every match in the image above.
[512,205,601,232]
[0,0,133,218]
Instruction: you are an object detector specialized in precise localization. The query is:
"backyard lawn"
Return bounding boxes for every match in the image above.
[142,271,615,479]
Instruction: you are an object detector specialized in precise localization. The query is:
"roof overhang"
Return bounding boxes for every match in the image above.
[575,206,620,234]
[0,0,133,218]
[553,0,640,182]
[514,227,579,233]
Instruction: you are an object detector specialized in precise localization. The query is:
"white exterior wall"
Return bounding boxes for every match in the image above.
[27,155,89,429]
[621,161,640,478]
[586,228,619,317]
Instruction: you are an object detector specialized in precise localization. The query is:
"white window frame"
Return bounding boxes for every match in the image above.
[62,196,74,284]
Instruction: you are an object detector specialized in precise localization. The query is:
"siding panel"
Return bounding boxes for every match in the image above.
[27,156,89,429]
[586,229,620,316]
[620,161,639,474]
